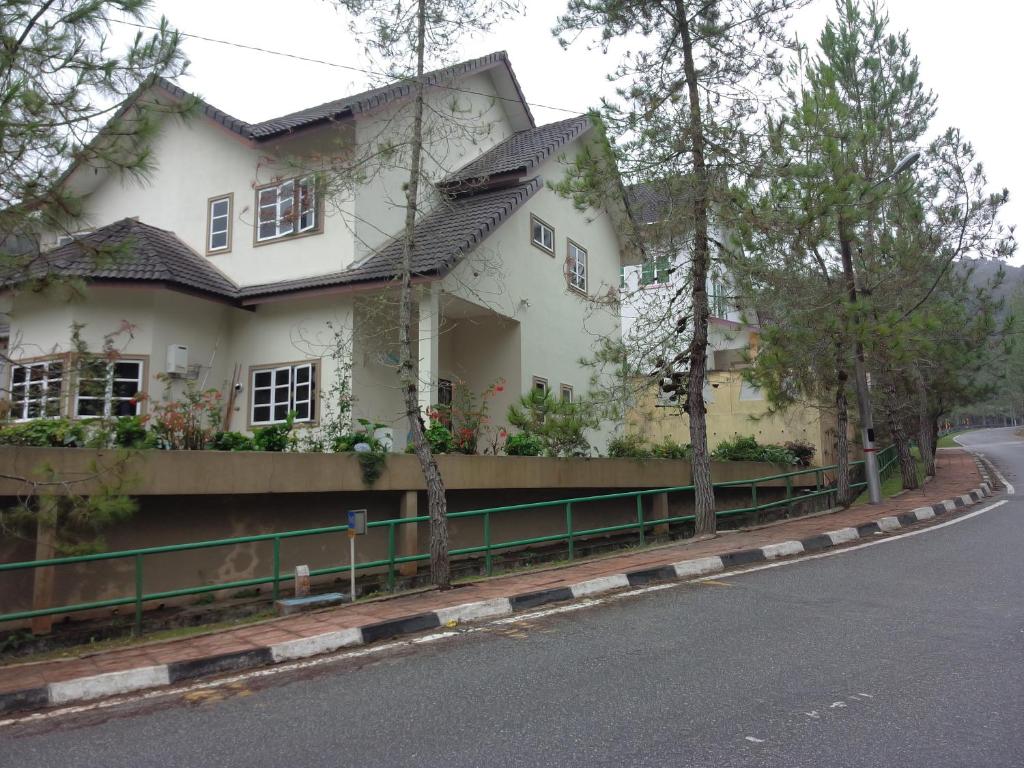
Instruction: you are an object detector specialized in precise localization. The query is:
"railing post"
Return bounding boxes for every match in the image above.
[636,495,645,546]
[751,482,758,511]
[387,523,397,590]
[565,503,574,560]
[272,538,280,602]
[484,511,492,576]
[134,553,144,637]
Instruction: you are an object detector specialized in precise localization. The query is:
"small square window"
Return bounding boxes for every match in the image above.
[532,376,548,396]
[530,215,554,254]
[560,384,573,403]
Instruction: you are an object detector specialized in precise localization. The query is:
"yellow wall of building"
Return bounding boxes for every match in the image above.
[628,370,840,467]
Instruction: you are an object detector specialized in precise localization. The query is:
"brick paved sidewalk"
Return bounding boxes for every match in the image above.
[0,449,990,711]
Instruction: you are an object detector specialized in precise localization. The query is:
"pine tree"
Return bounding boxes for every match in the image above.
[555,0,809,535]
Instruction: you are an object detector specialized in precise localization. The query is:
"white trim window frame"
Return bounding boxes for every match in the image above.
[256,176,317,243]
[530,214,554,254]
[559,383,573,403]
[74,359,144,418]
[208,195,232,252]
[567,240,587,293]
[9,359,64,420]
[251,362,317,425]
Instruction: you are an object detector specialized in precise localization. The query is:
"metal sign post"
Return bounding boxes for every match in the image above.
[347,510,367,600]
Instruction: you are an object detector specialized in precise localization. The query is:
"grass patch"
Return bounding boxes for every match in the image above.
[854,450,926,506]
[0,611,275,667]
[938,430,973,448]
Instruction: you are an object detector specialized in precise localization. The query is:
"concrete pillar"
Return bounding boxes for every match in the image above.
[30,498,58,635]
[652,492,670,536]
[417,283,441,420]
[398,490,419,577]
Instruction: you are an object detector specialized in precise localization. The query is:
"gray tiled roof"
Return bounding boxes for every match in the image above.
[238,178,542,298]
[20,180,541,303]
[28,219,239,299]
[443,115,592,186]
[156,51,533,142]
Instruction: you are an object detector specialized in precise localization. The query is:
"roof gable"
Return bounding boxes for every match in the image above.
[155,51,534,142]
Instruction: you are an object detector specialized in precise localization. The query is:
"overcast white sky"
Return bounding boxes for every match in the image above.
[141,0,1021,261]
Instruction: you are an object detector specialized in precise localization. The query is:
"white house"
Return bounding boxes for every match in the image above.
[1,52,626,451]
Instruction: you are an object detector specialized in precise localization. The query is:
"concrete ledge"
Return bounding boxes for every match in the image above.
[761,541,804,559]
[48,665,169,705]
[275,593,348,616]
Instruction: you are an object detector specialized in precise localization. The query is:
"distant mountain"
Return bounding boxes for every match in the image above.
[959,258,1024,308]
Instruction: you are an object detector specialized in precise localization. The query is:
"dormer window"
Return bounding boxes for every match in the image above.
[255,176,319,244]
[207,194,232,254]
[530,214,554,255]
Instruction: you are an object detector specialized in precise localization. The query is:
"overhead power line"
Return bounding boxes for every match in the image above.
[111,18,589,118]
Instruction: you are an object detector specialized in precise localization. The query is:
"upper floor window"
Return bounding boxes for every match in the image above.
[251,361,317,425]
[532,376,548,396]
[75,358,144,418]
[710,281,729,317]
[256,176,318,244]
[640,256,671,286]
[567,240,587,293]
[531,214,554,254]
[560,383,573,403]
[207,194,233,254]
[9,359,64,420]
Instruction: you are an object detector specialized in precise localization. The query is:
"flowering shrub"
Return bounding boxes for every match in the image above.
[432,378,505,455]
[146,377,223,450]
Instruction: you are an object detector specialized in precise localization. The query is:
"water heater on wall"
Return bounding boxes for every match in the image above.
[166,344,189,376]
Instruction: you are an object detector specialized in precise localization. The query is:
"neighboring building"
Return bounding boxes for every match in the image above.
[620,181,839,465]
[0,53,626,451]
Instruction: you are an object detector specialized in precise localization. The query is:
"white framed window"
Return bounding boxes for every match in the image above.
[530,214,554,254]
[532,376,548,396]
[251,362,317,425]
[9,359,65,420]
[567,240,587,293]
[207,194,232,253]
[256,176,318,243]
[560,384,573,403]
[74,358,144,418]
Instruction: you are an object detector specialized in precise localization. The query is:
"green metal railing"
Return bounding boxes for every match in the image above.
[0,446,896,635]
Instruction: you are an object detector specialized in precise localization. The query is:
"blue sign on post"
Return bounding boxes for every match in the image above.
[347,509,367,535]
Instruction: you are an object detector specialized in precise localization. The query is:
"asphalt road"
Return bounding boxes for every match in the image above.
[3,429,1023,767]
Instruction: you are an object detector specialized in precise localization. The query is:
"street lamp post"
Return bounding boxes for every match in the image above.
[841,151,921,505]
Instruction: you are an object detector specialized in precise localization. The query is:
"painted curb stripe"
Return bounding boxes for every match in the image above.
[626,565,678,586]
[509,587,574,612]
[800,533,834,552]
[49,665,170,705]
[877,516,902,532]
[672,556,724,578]
[570,574,630,598]
[912,507,935,521]
[856,522,882,537]
[931,502,947,515]
[435,598,513,626]
[269,628,364,663]
[896,513,918,527]
[719,548,767,568]
[360,612,441,644]
[760,541,804,559]
[0,687,49,714]
[826,528,859,545]
[167,648,272,685]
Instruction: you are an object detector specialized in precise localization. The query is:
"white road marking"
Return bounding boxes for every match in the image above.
[0,499,1010,728]
[954,435,1016,495]
[696,500,1009,583]
[744,736,765,743]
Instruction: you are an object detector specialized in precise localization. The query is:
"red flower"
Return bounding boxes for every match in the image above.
[495,385,504,393]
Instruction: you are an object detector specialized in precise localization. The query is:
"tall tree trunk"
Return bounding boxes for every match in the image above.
[835,375,851,507]
[678,1,715,534]
[398,0,449,588]
[913,367,936,478]
[884,376,919,491]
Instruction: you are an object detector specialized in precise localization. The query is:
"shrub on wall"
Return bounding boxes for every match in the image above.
[0,419,87,447]
[504,432,544,456]
[651,437,691,460]
[784,440,816,467]
[506,390,598,458]
[211,431,257,451]
[712,435,797,465]
[606,433,652,458]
